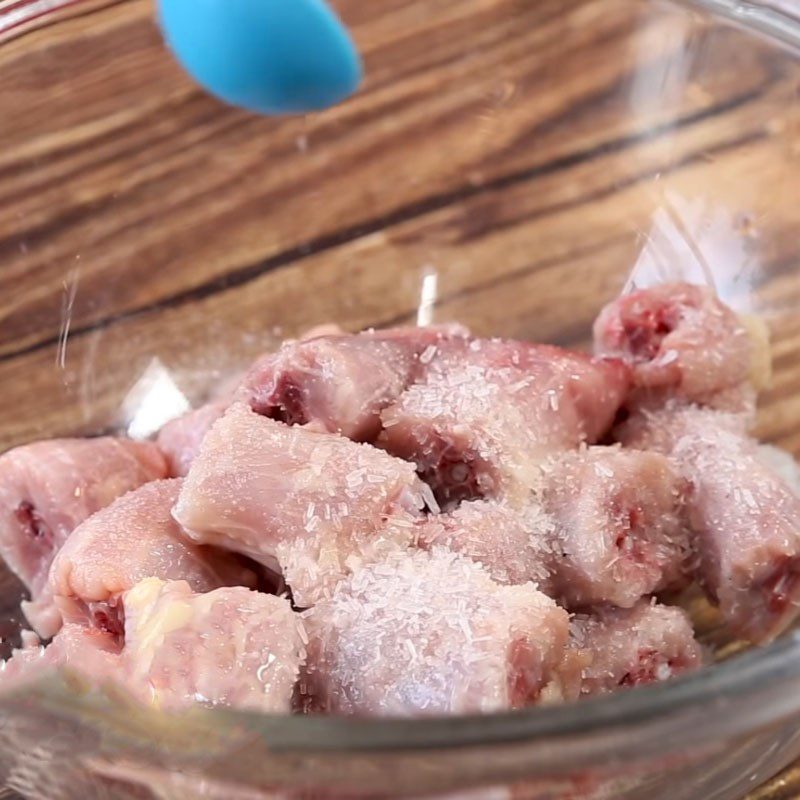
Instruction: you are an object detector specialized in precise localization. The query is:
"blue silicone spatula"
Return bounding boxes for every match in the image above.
[157,0,363,115]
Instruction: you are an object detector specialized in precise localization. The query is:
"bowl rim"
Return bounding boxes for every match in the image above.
[677,0,800,55]
[212,630,800,755]
[6,628,800,769]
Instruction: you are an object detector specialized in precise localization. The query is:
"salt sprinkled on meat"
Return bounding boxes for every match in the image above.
[175,404,427,607]
[419,344,438,365]
[416,446,688,609]
[303,548,569,716]
[379,338,629,509]
[416,500,554,589]
[121,578,306,712]
[565,601,703,696]
[619,404,800,643]
[3,307,786,716]
[240,327,469,443]
[593,282,770,411]
[419,482,441,515]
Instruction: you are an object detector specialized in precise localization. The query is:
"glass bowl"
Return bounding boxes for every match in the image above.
[1,1,799,798]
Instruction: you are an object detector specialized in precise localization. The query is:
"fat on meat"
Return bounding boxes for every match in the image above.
[122,578,306,712]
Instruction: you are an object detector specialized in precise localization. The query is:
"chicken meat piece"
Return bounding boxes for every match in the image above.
[156,324,454,475]
[157,401,228,478]
[419,447,688,609]
[123,578,306,712]
[174,403,429,607]
[1,579,307,715]
[379,338,630,508]
[538,447,689,607]
[593,282,770,410]
[0,624,120,691]
[616,401,749,451]
[0,437,168,638]
[567,601,704,696]
[302,547,569,716]
[49,479,255,638]
[239,326,469,443]
[417,500,554,588]
[619,404,800,642]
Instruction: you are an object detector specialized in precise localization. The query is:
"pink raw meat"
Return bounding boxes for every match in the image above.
[49,479,255,638]
[239,326,469,443]
[0,624,120,691]
[157,401,228,477]
[0,438,168,637]
[0,579,307,714]
[539,447,689,607]
[417,500,554,588]
[568,601,704,696]
[301,547,569,716]
[418,447,688,609]
[174,403,429,607]
[593,282,769,409]
[155,324,451,475]
[619,404,800,643]
[122,578,306,712]
[379,338,630,508]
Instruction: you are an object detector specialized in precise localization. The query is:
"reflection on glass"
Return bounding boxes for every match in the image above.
[626,190,759,309]
[122,359,189,440]
[416,269,439,327]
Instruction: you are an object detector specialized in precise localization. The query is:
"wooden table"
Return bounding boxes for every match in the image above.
[0,1,799,798]
[753,768,800,800]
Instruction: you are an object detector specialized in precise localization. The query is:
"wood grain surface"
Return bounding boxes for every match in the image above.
[1,0,799,452]
[0,1,799,799]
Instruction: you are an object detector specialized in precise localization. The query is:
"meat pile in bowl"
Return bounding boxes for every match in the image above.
[0,282,797,717]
